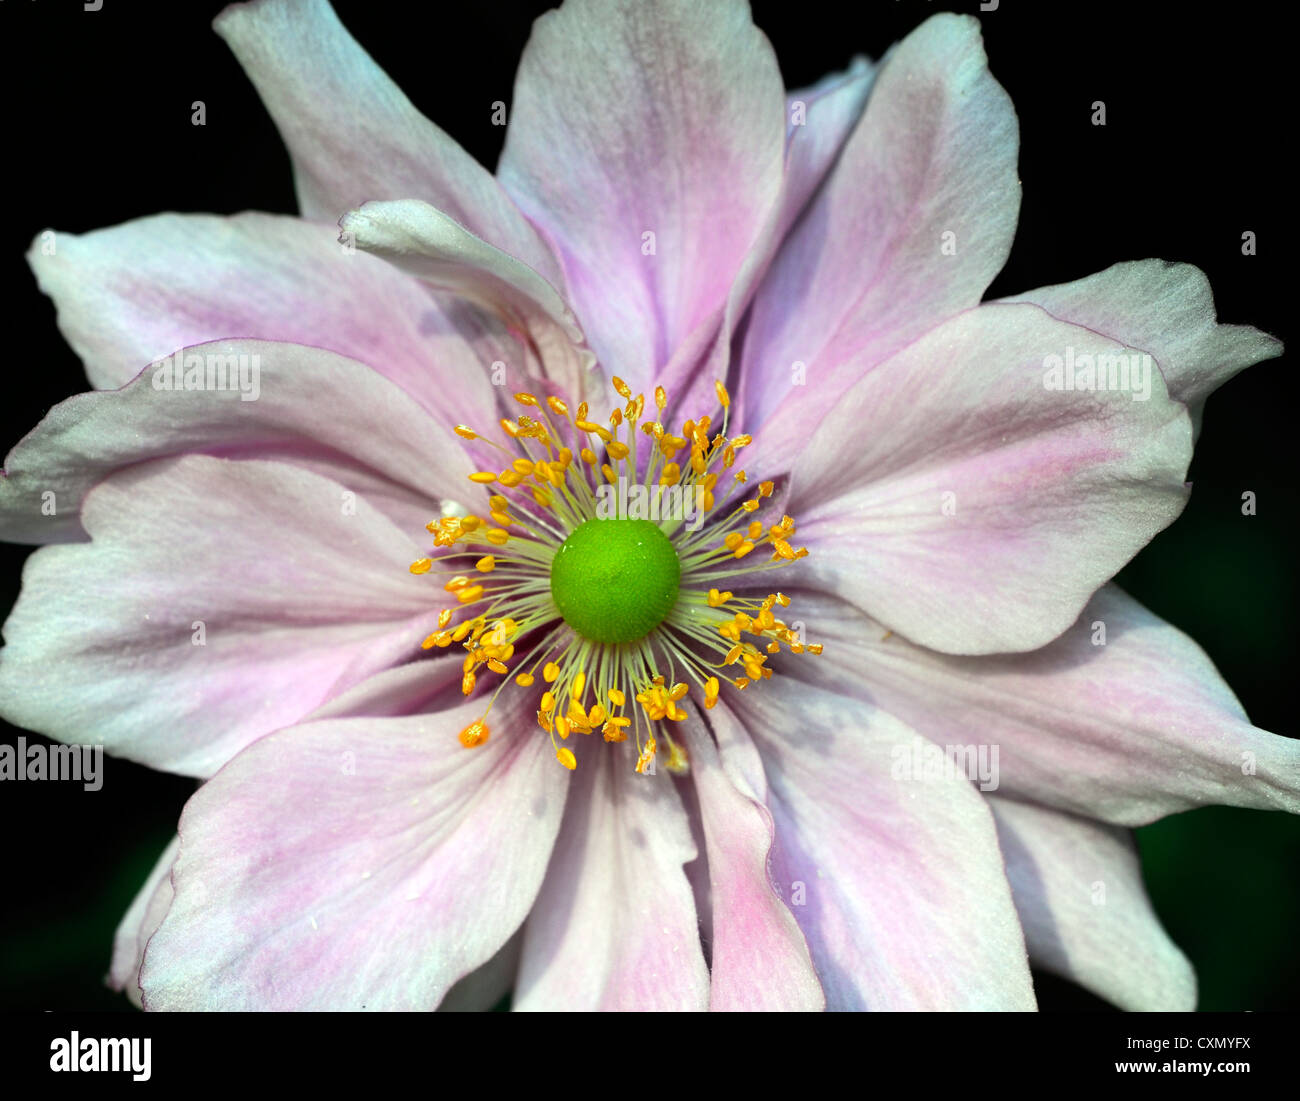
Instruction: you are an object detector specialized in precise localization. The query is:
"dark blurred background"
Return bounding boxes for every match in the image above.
[0,0,1294,1011]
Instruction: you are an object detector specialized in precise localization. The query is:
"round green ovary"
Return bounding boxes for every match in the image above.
[550,518,681,644]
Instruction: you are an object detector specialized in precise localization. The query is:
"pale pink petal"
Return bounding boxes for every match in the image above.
[740,13,1019,469]
[513,746,709,1011]
[0,454,443,777]
[721,684,1036,1010]
[340,200,599,405]
[214,0,562,284]
[139,696,569,1010]
[1000,260,1283,432]
[498,0,786,395]
[681,716,824,1011]
[666,58,878,420]
[107,837,180,1009]
[990,798,1196,1011]
[792,586,1300,825]
[25,212,506,415]
[790,304,1192,655]
[0,339,467,544]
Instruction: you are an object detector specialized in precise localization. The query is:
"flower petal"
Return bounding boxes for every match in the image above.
[340,199,598,405]
[990,797,1196,1011]
[513,746,709,1011]
[107,837,179,1009]
[26,212,506,414]
[681,716,824,1011]
[666,58,879,420]
[790,303,1192,655]
[498,0,786,395]
[214,0,561,283]
[140,695,568,1010]
[721,683,1036,1010]
[1000,260,1283,429]
[740,13,1020,469]
[0,339,466,544]
[0,454,442,777]
[792,586,1300,825]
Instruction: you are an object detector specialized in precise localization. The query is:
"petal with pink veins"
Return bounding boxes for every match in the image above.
[680,715,825,1011]
[790,303,1192,655]
[498,0,786,396]
[0,454,445,777]
[214,0,562,284]
[721,684,1036,1010]
[340,199,599,406]
[989,797,1196,1011]
[666,58,879,421]
[514,745,709,1011]
[1000,259,1283,432]
[739,14,1020,468]
[790,586,1300,825]
[139,695,568,1010]
[0,339,468,544]
[25,212,510,415]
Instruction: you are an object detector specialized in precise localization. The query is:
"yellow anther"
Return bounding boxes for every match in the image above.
[635,737,658,774]
[498,470,524,488]
[707,588,732,607]
[454,425,477,440]
[462,671,476,695]
[444,576,470,591]
[612,376,632,399]
[476,556,496,572]
[664,740,690,774]
[409,558,433,575]
[654,386,667,411]
[469,472,497,484]
[511,459,534,475]
[570,670,586,701]
[608,688,626,707]
[458,719,490,748]
[516,672,535,687]
[456,585,485,604]
[556,747,577,770]
[555,715,571,740]
[547,396,569,417]
[607,441,630,461]
[485,529,510,546]
[543,662,560,683]
[659,462,681,486]
[758,481,775,498]
[437,609,454,628]
[514,392,538,406]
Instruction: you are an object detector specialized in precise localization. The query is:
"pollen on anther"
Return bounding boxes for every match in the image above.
[458,719,490,748]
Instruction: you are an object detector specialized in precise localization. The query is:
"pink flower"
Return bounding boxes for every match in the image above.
[2,0,1294,1011]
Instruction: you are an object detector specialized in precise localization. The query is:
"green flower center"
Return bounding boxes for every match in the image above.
[549,518,680,644]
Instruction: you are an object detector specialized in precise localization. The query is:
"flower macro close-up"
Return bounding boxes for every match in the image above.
[1,0,1297,1028]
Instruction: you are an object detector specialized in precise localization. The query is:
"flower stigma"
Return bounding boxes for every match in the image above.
[409,378,823,774]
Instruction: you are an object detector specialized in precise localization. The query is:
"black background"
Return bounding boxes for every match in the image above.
[0,0,1295,1012]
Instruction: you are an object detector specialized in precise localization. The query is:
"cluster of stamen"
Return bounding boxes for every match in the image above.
[408,377,822,773]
